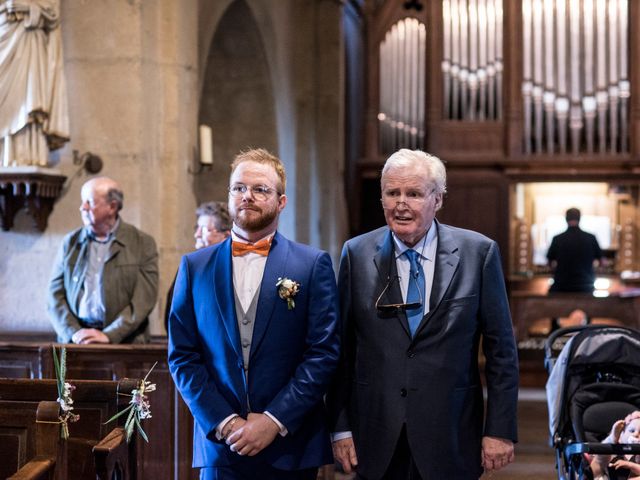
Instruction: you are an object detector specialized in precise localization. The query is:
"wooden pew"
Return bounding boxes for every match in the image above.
[0,340,188,479]
[0,378,137,480]
[1,399,65,480]
[0,339,335,479]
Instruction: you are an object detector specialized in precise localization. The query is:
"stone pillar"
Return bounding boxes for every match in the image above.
[0,1,200,335]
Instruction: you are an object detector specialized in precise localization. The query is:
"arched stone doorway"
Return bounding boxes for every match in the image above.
[195,0,278,205]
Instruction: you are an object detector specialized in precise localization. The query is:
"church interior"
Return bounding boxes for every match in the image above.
[1,0,639,478]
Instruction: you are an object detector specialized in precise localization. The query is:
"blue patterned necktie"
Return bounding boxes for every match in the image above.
[405,249,425,337]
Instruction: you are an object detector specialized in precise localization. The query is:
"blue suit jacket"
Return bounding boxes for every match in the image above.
[327,221,519,480]
[168,232,340,470]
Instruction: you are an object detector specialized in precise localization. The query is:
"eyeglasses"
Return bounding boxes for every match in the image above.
[375,275,423,312]
[229,184,280,201]
[194,224,223,234]
[380,188,436,209]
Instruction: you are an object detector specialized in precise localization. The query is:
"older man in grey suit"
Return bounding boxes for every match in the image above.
[48,176,158,344]
[327,149,518,479]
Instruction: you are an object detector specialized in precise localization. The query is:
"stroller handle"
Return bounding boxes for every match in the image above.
[544,324,640,372]
[565,442,640,456]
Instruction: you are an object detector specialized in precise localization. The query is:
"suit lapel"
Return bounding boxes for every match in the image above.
[429,222,460,311]
[250,232,289,359]
[373,229,411,337]
[106,239,123,263]
[106,221,127,263]
[213,238,243,361]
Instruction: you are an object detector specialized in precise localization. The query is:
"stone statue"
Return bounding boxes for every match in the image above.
[0,0,69,167]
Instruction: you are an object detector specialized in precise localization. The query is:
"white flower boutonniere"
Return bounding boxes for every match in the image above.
[276,277,300,310]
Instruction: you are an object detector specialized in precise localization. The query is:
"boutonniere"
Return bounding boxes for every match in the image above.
[276,277,300,310]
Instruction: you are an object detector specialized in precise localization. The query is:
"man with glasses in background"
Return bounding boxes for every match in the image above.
[194,201,232,249]
[327,149,519,479]
[168,148,340,480]
[165,201,232,329]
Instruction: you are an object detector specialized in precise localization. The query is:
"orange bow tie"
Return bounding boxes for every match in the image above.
[231,238,272,257]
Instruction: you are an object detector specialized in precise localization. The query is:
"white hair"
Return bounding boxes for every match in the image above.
[381,149,447,195]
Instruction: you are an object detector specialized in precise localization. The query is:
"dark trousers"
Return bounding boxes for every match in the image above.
[357,425,422,480]
[200,463,318,480]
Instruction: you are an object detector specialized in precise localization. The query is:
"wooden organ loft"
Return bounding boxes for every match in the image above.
[345,0,640,380]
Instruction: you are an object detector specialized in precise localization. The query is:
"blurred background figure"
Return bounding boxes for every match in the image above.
[165,201,231,329]
[48,176,158,344]
[194,201,232,249]
[547,208,603,293]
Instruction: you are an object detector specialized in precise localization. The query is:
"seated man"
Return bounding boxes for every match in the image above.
[547,208,602,293]
[164,201,231,329]
[48,177,158,344]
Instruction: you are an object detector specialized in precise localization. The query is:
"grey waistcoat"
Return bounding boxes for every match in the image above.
[234,288,261,374]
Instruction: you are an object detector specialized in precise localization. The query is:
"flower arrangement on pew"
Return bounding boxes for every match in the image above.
[52,346,80,439]
[105,361,158,443]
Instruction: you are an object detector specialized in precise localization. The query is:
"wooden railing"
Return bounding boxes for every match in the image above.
[0,337,336,480]
[0,339,196,480]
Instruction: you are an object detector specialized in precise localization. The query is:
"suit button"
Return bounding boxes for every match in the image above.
[407,350,415,358]
[400,388,407,397]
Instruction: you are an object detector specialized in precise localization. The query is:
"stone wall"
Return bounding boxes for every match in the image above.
[0,0,347,336]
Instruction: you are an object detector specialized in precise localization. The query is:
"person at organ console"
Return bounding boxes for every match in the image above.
[547,208,603,293]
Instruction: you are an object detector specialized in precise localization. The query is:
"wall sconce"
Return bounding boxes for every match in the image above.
[189,125,213,174]
[73,150,103,174]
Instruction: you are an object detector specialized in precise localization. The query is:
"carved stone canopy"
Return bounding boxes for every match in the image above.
[0,167,66,231]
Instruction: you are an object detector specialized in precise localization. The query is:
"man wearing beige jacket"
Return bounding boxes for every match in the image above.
[48,176,158,344]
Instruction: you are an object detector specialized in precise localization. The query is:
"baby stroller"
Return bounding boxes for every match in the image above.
[545,325,640,479]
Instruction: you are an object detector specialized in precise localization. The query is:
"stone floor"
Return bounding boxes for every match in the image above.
[330,389,558,479]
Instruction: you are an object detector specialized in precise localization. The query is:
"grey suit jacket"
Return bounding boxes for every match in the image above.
[327,221,518,480]
[48,220,159,344]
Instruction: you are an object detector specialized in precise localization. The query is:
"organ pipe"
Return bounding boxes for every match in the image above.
[378,18,426,154]
[522,0,629,154]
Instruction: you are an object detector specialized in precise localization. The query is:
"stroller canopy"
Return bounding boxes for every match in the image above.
[546,326,640,442]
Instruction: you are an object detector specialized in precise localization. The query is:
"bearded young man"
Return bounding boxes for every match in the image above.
[168,148,340,480]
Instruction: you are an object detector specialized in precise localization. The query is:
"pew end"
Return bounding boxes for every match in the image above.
[9,456,56,480]
[5,400,67,480]
[93,426,135,480]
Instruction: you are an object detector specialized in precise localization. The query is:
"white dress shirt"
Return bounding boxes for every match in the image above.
[216,229,287,440]
[231,230,272,312]
[392,223,438,316]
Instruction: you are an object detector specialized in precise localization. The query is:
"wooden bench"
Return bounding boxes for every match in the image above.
[0,378,138,480]
[0,341,188,479]
[0,399,65,480]
[0,340,336,479]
